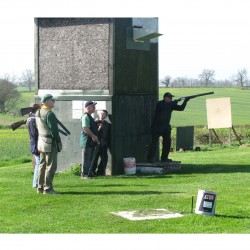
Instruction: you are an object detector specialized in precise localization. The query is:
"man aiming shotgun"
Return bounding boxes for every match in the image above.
[147,91,214,163]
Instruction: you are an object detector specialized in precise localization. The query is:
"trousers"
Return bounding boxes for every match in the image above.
[147,129,171,162]
[32,154,40,188]
[37,144,58,191]
[81,147,96,176]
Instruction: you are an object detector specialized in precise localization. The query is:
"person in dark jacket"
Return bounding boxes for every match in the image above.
[147,92,190,163]
[80,101,98,179]
[92,110,111,176]
[27,104,40,188]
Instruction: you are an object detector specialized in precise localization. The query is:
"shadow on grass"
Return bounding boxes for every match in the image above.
[180,164,250,174]
[215,214,250,219]
[59,190,183,195]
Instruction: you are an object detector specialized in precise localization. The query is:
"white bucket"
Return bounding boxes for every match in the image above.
[195,190,217,216]
[123,157,136,175]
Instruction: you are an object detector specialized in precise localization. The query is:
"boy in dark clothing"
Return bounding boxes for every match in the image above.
[147,92,190,163]
[92,110,111,176]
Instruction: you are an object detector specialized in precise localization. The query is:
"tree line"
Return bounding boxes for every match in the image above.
[0,69,34,113]
[160,68,249,88]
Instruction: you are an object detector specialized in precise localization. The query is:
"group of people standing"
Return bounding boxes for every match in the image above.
[80,101,111,179]
[27,91,189,194]
[27,94,111,194]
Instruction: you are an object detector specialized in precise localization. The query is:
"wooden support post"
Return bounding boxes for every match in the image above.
[229,127,231,145]
[209,129,212,147]
[232,126,242,145]
[212,129,223,144]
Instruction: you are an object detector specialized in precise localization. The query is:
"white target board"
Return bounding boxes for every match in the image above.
[206,97,232,129]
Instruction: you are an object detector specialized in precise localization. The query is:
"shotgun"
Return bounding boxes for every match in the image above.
[177,91,214,101]
[11,118,68,136]
[20,105,70,136]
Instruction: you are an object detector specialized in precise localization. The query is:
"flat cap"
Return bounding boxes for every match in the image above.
[41,94,54,103]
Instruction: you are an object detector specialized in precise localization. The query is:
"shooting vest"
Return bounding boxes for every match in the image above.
[36,108,53,152]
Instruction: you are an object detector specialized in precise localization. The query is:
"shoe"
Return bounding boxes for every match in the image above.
[37,188,43,194]
[161,158,173,162]
[43,189,59,195]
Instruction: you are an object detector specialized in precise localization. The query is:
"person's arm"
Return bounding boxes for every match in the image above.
[46,111,61,142]
[172,98,190,111]
[83,127,98,142]
[82,115,98,142]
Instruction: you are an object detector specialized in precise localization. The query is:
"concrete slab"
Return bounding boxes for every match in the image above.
[111,208,183,221]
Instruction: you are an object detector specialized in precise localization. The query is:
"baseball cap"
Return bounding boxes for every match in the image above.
[163,92,174,98]
[41,94,54,103]
[85,101,97,108]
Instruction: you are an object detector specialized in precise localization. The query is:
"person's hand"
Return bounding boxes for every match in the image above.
[92,135,98,142]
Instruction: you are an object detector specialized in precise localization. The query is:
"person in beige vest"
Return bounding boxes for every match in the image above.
[36,94,62,194]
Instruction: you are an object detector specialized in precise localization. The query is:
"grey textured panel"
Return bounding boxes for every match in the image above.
[38,18,110,90]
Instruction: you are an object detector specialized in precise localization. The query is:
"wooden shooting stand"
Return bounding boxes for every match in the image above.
[209,126,242,146]
[136,161,181,174]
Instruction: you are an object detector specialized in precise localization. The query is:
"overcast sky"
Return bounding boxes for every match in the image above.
[0,0,250,81]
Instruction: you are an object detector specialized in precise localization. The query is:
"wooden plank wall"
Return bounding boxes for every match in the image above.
[112,94,157,174]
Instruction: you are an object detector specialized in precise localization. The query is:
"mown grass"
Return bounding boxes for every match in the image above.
[0,145,250,234]
[0,87,250,236]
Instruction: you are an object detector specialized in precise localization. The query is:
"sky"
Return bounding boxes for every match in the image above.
[0,0,250,82]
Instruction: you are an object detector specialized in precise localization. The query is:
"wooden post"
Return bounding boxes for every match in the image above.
[209,129,212,147]
[229,127,231,145]
[232,126,242,145]
[212,129,223,144]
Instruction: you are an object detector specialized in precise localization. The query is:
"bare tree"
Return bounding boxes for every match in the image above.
[0,79,21,113]
[234,68,248,87]
[0,73,18,85]
[161,75,172,87]
[21,69,35,92]
[198,69,215,86]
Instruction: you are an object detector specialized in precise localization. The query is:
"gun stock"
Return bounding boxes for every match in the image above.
[177,91,214,101]
[11,119,27,131]
[20,104,41,116]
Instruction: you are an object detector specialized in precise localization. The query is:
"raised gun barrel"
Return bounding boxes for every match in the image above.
[177,91,214,101]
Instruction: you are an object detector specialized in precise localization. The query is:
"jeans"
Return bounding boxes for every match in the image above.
[81,147,95,176]
[32,154,40,188]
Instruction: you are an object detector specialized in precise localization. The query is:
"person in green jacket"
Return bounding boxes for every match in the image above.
[36,94,62,194]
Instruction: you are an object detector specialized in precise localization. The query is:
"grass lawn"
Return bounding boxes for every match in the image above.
[0,88,250,248]
[0,145,250,234]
